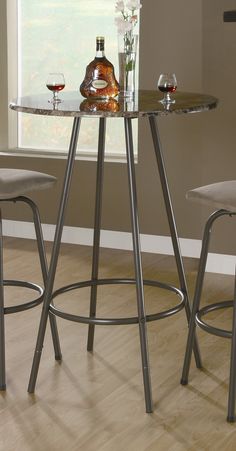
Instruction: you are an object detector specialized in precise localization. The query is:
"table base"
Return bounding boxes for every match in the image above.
[28,115,201,413]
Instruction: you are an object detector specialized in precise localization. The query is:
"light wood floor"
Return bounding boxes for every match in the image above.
[1,237,236,451]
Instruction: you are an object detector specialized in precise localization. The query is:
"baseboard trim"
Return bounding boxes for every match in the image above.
[2,219,236,275]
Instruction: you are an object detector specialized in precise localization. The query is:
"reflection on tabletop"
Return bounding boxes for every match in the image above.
[80,98,120,113]
[79,96,140,114]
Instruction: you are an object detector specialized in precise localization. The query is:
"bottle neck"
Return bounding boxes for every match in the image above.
[96,50,105,58]
[96,38,105,58]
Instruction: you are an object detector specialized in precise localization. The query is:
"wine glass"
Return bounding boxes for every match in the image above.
[157,73,177,104]
[46,73,65,103]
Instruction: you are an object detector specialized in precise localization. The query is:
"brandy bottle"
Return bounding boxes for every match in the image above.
[80,36,120,99]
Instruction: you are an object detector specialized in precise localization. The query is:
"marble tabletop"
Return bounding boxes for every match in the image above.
[9,90,218,118]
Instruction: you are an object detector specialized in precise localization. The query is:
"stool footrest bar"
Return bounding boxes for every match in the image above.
[196,300,233,339]
[3,280,43,314]
[50,277,185,326]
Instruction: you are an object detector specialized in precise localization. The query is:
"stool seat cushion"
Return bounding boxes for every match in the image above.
[0,169,56,200]
[186,180,236,212]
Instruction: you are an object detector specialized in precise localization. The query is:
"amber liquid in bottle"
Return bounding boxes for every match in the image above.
[80,36,120,99]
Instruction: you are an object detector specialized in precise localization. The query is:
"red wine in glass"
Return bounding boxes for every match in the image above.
[158,73,177,104]
[46,83,65,92]
[46,73,65,103]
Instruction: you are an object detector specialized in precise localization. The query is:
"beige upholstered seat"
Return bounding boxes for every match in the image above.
[0,168,56,199]
[186,180,236,211]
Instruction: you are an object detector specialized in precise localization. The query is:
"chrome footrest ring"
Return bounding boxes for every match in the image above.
[50,277,185,326]
[4,279,43,314]
[196,299,233,339]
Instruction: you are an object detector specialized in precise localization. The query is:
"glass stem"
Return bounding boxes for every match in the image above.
[166,92,171,103]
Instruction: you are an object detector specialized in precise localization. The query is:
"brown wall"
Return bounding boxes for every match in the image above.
[200,0,236,254]
[1,1,236,255]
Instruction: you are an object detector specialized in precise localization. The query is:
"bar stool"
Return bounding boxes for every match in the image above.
[181,180,236,422]
[0,168,61,390]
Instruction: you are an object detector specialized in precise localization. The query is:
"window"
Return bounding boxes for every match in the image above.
[7,0,139,160]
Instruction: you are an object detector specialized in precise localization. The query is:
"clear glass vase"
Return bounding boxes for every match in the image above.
[118,33,138,98]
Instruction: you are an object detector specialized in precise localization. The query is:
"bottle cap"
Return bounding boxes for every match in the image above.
[96,36,105,51]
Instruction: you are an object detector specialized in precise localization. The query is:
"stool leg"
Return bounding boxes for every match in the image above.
[30,198,62,361]
[181,210,227,385]
[87,118,106,352]
[227,270,236,422]
[125,117,153,413]
[148,115,202,369]
[0,209,6,390]
[28,117,81,393]
[17,196,62,360]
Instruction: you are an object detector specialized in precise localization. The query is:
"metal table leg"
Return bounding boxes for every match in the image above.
[87,118,106,351]
[148,115,202,368]
[28,117,81,393]
[124,117,153,413]
[0,210,6,390]
[227,269,236,422]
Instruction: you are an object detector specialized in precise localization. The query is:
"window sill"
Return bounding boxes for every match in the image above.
[0,148,138,164]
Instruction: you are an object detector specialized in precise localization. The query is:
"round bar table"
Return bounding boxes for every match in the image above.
[10,90,217,413]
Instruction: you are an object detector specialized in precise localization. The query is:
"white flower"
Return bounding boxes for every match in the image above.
[115,16,133,34]
[115,0,142,37]
[115,0,125,12]
[126,0,142,11]
[130,14,138,25]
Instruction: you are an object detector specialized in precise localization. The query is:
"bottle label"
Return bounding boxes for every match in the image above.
[92,79,108,89]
